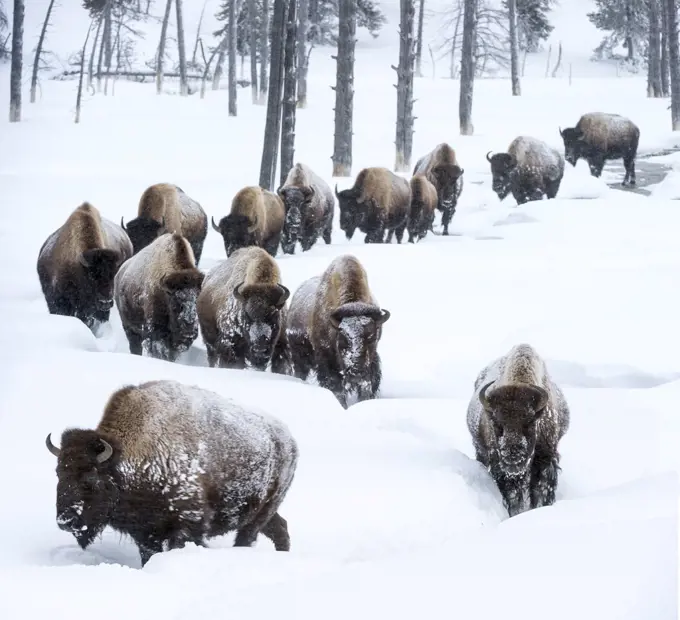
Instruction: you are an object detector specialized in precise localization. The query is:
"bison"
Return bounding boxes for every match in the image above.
[37,202,133,332]
[120,183,208,264]
[559,112,640,185]
[466,343,570,518]
[114,232,205,361]
[486,136,565,205]
[287,254,391,408]
[335,167,411,244]
[197,246,291,373]
[211,186,285,258]
[277,162,335,254]
[412,143,464,236]
[45,378,299,567]
[407,174,438,243]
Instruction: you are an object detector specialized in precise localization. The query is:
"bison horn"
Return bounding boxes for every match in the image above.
[45,433,61,457]
[558,126,564,137]
[120,216,127,231]
[211,216,221,233]
[330,311,342,330]
[486,151,493,162]
[334,183,340,198]
[478,380,495,411]
[247,219,259,234]
[379,309,391,323]
[233,283,246,302]
[530,385,550,414]
[277,284,291,307]
[96,438,114,463]
[78,253,91,268]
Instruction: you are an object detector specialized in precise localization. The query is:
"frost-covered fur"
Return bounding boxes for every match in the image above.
[37,202,133,332]
[287,254,391,408]
[277,162,335,254]
[487,136,565,205]
[335,167,411,244]
[466,343,570,517]
[114,233,205,362]
[559,112,640,185]
[211,186,285,257]
[121,183,208,264]
[407,174,438,242]
[46,379,299,567]
[197,246,291,373]
[412,143,464,235]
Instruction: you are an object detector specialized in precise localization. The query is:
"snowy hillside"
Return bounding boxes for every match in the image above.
[0,0,678,619]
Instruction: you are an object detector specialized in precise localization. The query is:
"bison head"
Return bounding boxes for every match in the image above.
[234,282,290,370]
[212,214,258,257]
[121,216,165,255]
[278,185,316,254]
[330,302,390,385]
[478,381,550,476]
[335,185,366,241]
[77,248,123,325]
[432,164,464,210]
[161,268,205,356]
[486,152,517,200]
[46,430,119,550]
[559,126,585,166]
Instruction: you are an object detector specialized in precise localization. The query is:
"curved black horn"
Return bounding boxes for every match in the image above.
[334,183,340,198]
[531,384,550,413]
[211,216,221,233]
[233,283,246,302]
[45,433,61,457]
[277,284,291,305]
[478,381,495,411]
[379,309,391,323]
[558,126,564,137]
[96,439,114,463]
[486,151,493,163]
[120,216,126,231]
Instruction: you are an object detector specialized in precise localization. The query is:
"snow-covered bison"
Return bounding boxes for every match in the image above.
[37,202,133,332]
[211,186,285,258]
[121,183,208,264]
[335,167,411,244]
[197,246,291,373]
[114,232,204,361]
[466,343,570,518]
[407,174,438,242]
[559,112,640,185]
[277,162,335,254]
[486,136,565,205]
[45,379,299,567]
[287,254,391,408]
[412,143,464,236]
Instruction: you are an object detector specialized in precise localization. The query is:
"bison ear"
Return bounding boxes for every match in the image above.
[378,309,391,324]
[452,165,464,179]
[507,155,518,169]
[302,186,315,201]
[277,186,286,198]
[211,216,221,233]
[275,284,290,308]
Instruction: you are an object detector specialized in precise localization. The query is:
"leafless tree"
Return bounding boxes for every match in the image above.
[331,0,356,177]
[76,21,96,123]
[666,0,680,129]
[248,0,258,102]
[176,0,188,95]
[459,0,477,135]
[394,0,416,172]
[228,0,238,113]
[259,0,270,103]
[296,0,310,106]
[156,0,173,94]
[280,0,298,185]
[191,0,207,65]
[660,0,670,96]
[31,0,57,103]
[415,0,425,77]
[508,0,520,95]
[648,0,662,97]
[9,0,24,122]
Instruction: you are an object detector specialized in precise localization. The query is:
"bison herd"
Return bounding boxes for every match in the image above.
[38,110,636,564]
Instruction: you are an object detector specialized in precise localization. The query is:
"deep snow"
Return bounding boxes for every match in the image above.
[0,0,678,618]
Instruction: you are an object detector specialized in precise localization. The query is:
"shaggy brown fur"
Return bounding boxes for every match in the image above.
[335,167,411,244]
[407,174,438,243]
[121,183,208,264]
[412,143,465,235]
[278,162,335,254]
[197,246,291,373]
[287,255,390,408]
[212,186,285,257]
[37,202,133,331]
[114,232,205,361]
[45,379,298,566]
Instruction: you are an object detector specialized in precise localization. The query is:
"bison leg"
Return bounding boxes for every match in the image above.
[490,462,531,517]
[322,216,333,245]
[190,239,204,266]
[546,178,561,199]
[264,231,281,257]
[299,227,318,252]
[124,327,144,356]
[289,335,314,381]
[133,534,165,567]
[260,512,291,551]
[623,154,636,186]
[587,156,605,178]
[530,451,560,509]
[441,206,455,236]
[394,221,407,244]
[384,228,394,243]
[316,360,347,408]
[271,333,292,376]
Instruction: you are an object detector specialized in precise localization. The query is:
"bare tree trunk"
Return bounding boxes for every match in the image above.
[88,17,103,89]
[648,0,662,97]
[228,0,238,114]
[259,0,270,103]
[296,0,309,107]
[9,0,24,122]
[213,38,227,89]
[551,41,562,77]
[449,6,462,79]
[331,0,356,177]
[280,0,298,186]
[249,0,259,103]
[394,0,416,172]
[667,0,680,129]
[192,0,207,65]
[625,0,634,60]
[156,0,173,94]
[176,0,188,95]
[30,0,56,103]
[508,0,520,95]
[415,0,425,77]
[459,0,477,135]
[259,0,288,190]
[96,17,106,91]
[103,0,113,69]
[661,0,670,96]
[76,21,95,124]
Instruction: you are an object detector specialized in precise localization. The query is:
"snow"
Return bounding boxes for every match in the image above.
[0,0,679,618]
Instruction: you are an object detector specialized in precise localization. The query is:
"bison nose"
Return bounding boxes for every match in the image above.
[56,510,78,531]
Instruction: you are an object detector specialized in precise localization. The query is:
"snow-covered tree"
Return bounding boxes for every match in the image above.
[308,0,385,44]
[588,0,649,61]
[502,0,555,52]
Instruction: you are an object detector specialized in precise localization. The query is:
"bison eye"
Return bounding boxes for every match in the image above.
[493,422,504,437]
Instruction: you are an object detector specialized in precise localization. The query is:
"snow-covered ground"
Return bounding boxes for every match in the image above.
[0,0,678,618]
